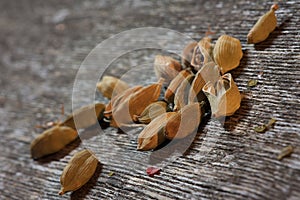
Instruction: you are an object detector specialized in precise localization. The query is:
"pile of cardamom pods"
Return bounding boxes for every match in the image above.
[31,4,279,195]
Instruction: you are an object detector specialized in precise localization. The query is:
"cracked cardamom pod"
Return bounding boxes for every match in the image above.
[173,74,195,111]
[133,101,168,124]
[137,112,176,151]
[188,62,220,104]
[61,103,105,130]
[213,35,243,74]
[30,125,78,159]
[111,81,162,127]
[191,37,213,71]
[165,102,202,140]
[164,69,192,103]
[154,55,182,85]
[247,4,279,44]
[181,41,197,69]
[97,75,129,99]
[59,149,98,195]
[203,73,241,118]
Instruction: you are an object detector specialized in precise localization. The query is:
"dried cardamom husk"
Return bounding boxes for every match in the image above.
[154,55,182,85]
[191,37,213,71]
[213,35,243,74]
[164,69,192,103]
[181,41,197,69]
[30,126,78,159]
[277,145,294,161]
[165,102,202,140]
[247,4,279,44]
[137,112,176,151]
[59,149,98,195]
[188,62,220,104]
[111,81,162,127]
[61,103,105,130]
[104,85,143,119]
[173,74,195,111]
[96,75,129,99]
[133,101,168,124]
[203,73,241,118]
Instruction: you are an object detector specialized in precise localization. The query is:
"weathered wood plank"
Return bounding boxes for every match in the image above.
[0,0,299,199]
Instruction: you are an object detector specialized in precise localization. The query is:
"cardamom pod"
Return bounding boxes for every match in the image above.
[96,75,129,99]
[247,4,279,44]
[191,37,213,71]
[104,85,142,119]
[164,69,192,103]
[30,125,78,159]
[213,35,243,74]
[165,102,202,140]
[203,73,241,118]
[59,149,98,195]
[61,103,105,130]
[111,81,162,127]
[181,41,197,69]
[173,74,195,111]
[137,112,176,151]
[188,61,220,104]
[133,101,168,124]
[277,145,293,161]
[154,55,182,85]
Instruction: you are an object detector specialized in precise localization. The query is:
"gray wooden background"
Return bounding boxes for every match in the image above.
[0,0,299,199]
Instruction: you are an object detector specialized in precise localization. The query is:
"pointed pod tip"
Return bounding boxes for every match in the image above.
[58,188,65,195]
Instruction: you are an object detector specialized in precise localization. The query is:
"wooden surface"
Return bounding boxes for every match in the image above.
[0,0,299,199]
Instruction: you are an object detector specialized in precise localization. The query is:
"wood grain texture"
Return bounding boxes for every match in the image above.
[0,0,299,199]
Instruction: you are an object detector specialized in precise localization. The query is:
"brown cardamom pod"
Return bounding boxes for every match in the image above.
[213,35,243,74]
[173,75,195,111]
[203,73,241,118]
[96,76,129,99]
[247,4,278,44]
[104,86,142,119]
[111,81,162,127]
[165,102,202,140]
[181,42,198,69]
[30,126,78,159]
[61,103,105,130]
[154,55,182,85]
[137,112,176,151]
[191,37,213,71]
[164,69,192,103]
[59,149,98,195]
[188,62,220,104]
[133,101,168,124]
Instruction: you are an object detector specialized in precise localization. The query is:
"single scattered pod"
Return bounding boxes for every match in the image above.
[213,35,243,74]
[154,55,182,85]
[188,61,220,104]
[111,81,162,127]
[137,112,176,151]
[181,41,198,69]
[61,103,106,130]
[191,37,213,71]
[203,73,241,118]
[247,4,279,44]
[133,101,168,124]
[173,74,195,111]
[30,125,78,159]
[164,69,192,103]
[165,102,202,140]
[96,75,129,99]
[59,149,99,195]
